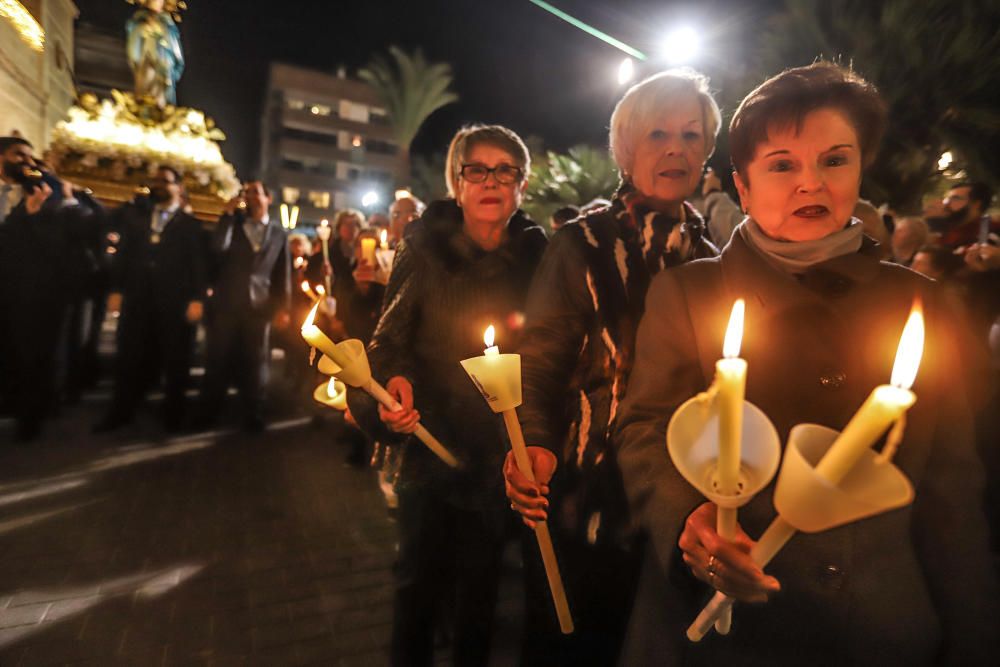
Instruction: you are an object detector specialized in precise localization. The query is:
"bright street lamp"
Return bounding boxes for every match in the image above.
[618,57,635,85]
[361,191,379,208]
[663,26,700,65]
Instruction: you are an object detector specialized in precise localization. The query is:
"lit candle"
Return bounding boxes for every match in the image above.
[317,220,332,293]
[361,237,377,267]
[814,306,922,483]
[313,377,347,410]
[484,324,499,357]
[688,303,926,641]
[712,298,746,634]
[457,326,574,634]
[301,301,349,368]
[380,228,388,250]
[716,299,747,505]
[301,280,318,301]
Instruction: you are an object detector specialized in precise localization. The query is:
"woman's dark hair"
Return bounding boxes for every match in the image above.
[729,61,887,177]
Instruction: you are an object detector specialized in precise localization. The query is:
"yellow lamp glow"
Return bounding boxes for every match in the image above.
[1,0,44,51]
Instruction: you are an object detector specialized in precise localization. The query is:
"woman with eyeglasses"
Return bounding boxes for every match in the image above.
[348,124,547,666]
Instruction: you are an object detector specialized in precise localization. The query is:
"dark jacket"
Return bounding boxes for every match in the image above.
[210,212,290,317]
[519,186,716,545]
[348,200,547,520]
[615,229,999,666]
[110,198,206,311]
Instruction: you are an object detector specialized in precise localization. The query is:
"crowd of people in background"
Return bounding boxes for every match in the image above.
[1,58,998,667]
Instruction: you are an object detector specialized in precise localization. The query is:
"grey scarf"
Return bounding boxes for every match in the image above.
[739,217,864,274]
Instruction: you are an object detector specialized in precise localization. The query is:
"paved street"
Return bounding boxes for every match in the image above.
[0,385,523,666]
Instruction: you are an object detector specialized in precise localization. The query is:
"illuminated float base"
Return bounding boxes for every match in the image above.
[46,91,240,221]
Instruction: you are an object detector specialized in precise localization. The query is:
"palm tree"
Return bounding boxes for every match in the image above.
[741,0,1000,212]
[523,144,620,230]
[358,47,458,185]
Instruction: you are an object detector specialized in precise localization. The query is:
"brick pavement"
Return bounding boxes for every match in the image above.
[0,398,524,666]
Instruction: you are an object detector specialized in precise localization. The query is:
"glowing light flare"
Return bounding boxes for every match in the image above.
[300,280,311,293]
[618,58,635,85]
[663,26,700,64]
[890,303,925,390]
[723,299,745,359]
[380,229,388,247]
[1,0,45,51]
[361,191,378,207]
[484,324,496,348]
[289,205,299,229]
[315,284,325,296]
[937,151,953,171]
[395,189,411,200]
[528,0,647,60]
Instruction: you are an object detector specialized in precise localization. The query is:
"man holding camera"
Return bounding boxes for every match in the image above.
[0,136,102,441]
[193,180,290,432]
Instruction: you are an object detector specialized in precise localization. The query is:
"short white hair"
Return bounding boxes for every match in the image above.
[609,68,721,175]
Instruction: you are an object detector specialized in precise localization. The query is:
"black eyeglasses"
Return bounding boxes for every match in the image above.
[460,163,523,185]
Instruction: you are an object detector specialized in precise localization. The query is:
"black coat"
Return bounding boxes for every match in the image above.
[348,200,547,520]
[210,213,290,317]
[110,199,207,312]
[615,230,999,665]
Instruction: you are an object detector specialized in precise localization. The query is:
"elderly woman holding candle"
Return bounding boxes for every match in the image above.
[504,69,720,665]
[614,61,998,665]
[347,124,546,666]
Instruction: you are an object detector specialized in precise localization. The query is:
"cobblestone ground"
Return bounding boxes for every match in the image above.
[0,386,522,666]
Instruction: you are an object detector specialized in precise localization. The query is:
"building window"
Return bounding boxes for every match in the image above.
[287,98,305,111]
[281,187,301,204]
[369,107,390,126]
[351,134,363,148]
[336,162,363,181]
[307,191,330,209]
[309,103,332,117]
[339,100,369,123]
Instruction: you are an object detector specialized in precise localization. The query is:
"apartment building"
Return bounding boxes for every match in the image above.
[259,62,401,231]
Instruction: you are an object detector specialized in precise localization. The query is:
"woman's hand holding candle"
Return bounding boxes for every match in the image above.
[679,502,781,603]
[504,447,557,528]
[378,376,421,434]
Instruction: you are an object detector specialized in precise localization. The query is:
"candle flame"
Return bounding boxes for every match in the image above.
[300,280,311,293]
[326,377,339,398]
[484,324,495,348]
[890,303,924,390]
[380,229,387,245]
[320,218,329,227]
[315,284,325,296]
[303,301,319,329]
[723,299,745,359]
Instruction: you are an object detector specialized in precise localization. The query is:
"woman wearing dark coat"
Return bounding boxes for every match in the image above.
[504,70,721,665]
[347,125,546,666]
[615,62,998,665]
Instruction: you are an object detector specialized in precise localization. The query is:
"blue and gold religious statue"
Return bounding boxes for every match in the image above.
[125,0,187,107]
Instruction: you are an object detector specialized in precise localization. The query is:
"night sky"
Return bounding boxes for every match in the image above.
[73,0,779,177]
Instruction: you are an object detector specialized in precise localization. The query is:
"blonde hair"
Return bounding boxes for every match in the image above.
[333,208,366,234]
[445,124,531,198]
[609,68,721,175]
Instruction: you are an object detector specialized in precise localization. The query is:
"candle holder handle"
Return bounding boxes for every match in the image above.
[365,379,460,469]
[502,409,574,634]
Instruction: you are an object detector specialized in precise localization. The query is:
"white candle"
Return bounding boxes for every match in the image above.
[361,237,377,266]
[716,299,746,501]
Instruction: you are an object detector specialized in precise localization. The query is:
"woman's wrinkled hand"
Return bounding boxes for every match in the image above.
[379,375,420,434]
[504,446,557,528]
[678,502,781,603]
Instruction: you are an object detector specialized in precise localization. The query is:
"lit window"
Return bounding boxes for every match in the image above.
[281,187,300,204]
[351,134,363,148]
[309,104,332,116]
[308,191,331,209]
[287,99,305,110]
[339,100,369,123]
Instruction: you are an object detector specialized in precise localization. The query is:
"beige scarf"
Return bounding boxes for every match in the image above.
[739,217,864,274]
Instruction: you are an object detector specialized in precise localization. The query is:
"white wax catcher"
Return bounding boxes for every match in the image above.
[459,353,522,413]
[316,339,372,387]
[667,395,781,509]
[774,423,914,533]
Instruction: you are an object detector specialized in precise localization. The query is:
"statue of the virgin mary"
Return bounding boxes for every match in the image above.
[125,0,187,107]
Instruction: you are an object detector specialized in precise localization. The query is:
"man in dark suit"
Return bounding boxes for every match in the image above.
[0,136,103,441]
[94,166,207,433]
[195,180,290,432]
